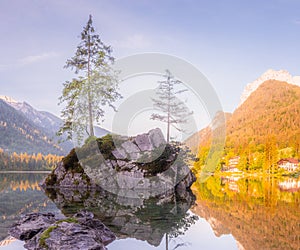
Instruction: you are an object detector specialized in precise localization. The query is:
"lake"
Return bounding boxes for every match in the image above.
[0,173,299,249]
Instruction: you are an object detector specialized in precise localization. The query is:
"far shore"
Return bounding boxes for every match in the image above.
[0,170,51,174]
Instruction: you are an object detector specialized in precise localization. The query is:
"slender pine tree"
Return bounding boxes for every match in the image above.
[151,70,193,142]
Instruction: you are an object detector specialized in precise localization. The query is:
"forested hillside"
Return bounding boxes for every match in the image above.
[0,100,65,155]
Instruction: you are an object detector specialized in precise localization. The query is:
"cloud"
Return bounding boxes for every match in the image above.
[18,52,59,65]
[111,34,151,49]
[0,52,59,71]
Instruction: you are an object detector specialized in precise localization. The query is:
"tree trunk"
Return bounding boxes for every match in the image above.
[88,93,94,137]
[166,233,168,250]
[167,76,171,143]
[87,30,94,137]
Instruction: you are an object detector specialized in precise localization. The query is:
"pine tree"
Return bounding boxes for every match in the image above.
[58,15,121,142]
[151,70,193,143]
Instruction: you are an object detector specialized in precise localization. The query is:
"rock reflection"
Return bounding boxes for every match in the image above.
[44,187,198,247]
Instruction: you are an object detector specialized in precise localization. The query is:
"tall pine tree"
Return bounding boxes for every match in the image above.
[58,15,121,142]
[151,70,193,142]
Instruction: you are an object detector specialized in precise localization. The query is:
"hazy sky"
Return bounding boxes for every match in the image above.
[1,0,300,117]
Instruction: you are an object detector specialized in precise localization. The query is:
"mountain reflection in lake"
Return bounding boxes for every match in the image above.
[192,175,300,250]
[0,173,63,248]
[1,173,299,249]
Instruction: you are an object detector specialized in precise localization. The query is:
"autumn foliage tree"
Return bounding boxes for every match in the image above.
[264,135,278,174]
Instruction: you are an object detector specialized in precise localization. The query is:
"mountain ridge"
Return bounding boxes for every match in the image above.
[239,69,300,106]
[227,79,300,149]
[0,99,64,154]
[0,96,109,154]
[187,77,300,161]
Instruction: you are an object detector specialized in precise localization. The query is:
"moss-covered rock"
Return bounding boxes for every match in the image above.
[10,211,116,250]
[42,128,196,194]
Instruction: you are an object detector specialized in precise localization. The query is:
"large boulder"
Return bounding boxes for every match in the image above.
[42,128,196,197]
[10,211,116,250]
[10,213,57,241]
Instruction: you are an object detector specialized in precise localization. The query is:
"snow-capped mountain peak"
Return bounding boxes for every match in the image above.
[0,95,60,133]
[239,69,300,106]
[0,95,19,104]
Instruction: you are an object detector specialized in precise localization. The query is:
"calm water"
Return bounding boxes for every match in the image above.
[0,173,299,249]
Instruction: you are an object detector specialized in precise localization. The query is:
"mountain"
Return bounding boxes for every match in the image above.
[227,80,300,149]
[0,96,61,135]
[0,100,64,154]
[239,69,300,106]
[0,96,110,154]
[185,111,232,153]
[186,77,300,155]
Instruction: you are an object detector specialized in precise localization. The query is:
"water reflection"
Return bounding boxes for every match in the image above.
[1,173,299,249]
[0,173,60,242]
[278,178,300,192]
[44,187,198,248]
[192,176,300,250]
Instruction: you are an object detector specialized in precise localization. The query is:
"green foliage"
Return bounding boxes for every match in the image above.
[195,146,209,169]
[278,147,295,159]
[136,144,174,176]
[95,134,117,159]
[38,219,82,249]
[58,15,121,143]
[39,225,58,249]
[202,150,222,173]
[84,136,97,145]
[62,148,84,173]
[56,218,79,224]
[136,141,195,177]
[44,173,57,186]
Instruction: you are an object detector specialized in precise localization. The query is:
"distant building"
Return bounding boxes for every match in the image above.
[222,156,241,172]
[277,158,299,172]
[278,178,300,192]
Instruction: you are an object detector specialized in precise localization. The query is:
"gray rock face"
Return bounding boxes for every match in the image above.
[111,128,166,161]
[134,133,153,151]
[42,128,196,198]
[121,141,140,154]
[10,211,116,250]
[175,170,197,198]
[149,128,165,148]
[10,213,57,241]
[112,148,127,160]
[42,160,93,189]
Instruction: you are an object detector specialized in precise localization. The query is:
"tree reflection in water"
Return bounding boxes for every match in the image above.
[192,176,300,250]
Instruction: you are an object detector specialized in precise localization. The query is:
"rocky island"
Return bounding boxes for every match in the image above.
[42,128,196,197]
[10,128,196,249]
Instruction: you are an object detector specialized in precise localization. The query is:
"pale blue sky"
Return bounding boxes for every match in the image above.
[1,0,300,117]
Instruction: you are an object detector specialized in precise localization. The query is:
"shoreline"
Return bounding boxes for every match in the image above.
[0,171,51,174]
